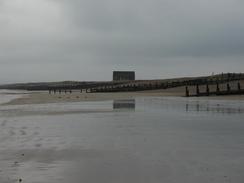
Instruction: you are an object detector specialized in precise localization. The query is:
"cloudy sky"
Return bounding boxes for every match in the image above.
[0,0,243,83]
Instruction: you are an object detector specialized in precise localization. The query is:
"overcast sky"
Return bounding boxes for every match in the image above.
[0,0,243,83]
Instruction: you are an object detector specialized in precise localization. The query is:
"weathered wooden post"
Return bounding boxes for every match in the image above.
[69,90,72,94]
[227,83,231,92]
[155,83,158,89]
[206,84,210,96]
[49,90,51,94]
[216,83,220,93]
[185,86,189,97]
[149,83,152,89]
[59,90,61,94]
[133,84,136,91]
[64,90,67,94]
[196,84,200,96]
[238,82,241,91]
[227,73,231,82]
[54,89,56,94]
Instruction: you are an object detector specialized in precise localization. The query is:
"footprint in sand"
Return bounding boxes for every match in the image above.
[20,130,27,136]
[1,120,7,127]
[35,143,42,147]
[9,129,16,136]
[21,126,28,130]
[33,131,39,136]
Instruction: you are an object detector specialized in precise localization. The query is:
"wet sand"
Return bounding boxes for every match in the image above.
[0,98,244,183]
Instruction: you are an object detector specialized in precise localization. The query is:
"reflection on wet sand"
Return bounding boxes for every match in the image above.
[0,100,136,118]
[113,99,136,110]
[0,100,137,117]
[185,103,244,114]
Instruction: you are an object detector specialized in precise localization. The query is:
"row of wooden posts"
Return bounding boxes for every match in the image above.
[48,83,168,94]
[49,89,90,94]
[46,76,236,94]
[47,83,172,94]
[48,82,243,97]
[185,82,243,97]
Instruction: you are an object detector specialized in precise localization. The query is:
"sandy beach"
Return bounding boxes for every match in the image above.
[3,84,244,106]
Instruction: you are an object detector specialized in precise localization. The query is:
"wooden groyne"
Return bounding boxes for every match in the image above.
[88,75,244,93]
[87,73,244,93]
[185,82,244,97]
[13,73,243,94]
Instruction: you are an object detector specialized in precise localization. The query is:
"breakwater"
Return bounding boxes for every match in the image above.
[185,82,244,97]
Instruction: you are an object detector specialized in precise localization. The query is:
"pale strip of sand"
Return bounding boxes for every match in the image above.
[2,85,244,105]
[2,90,181,105]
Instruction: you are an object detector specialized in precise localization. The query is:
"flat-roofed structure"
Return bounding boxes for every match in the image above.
[113,71,135,81]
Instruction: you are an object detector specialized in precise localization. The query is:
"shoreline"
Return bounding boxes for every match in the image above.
[2,88,244,106]
[2,91,182,106]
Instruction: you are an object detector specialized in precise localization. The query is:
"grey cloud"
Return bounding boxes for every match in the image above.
[58,0,244,57]
[0,0,244,83]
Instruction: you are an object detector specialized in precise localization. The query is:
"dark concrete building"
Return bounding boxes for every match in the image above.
[113,71,135,81]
